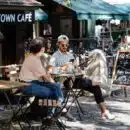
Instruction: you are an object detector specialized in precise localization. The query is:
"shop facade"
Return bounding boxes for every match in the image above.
[0,0,42,66]
[38,0,81,39]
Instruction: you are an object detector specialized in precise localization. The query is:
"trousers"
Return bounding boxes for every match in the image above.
[73,77,104,104]
[20,80,64,100]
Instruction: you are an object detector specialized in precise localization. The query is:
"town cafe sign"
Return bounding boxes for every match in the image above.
[0,11,34,23]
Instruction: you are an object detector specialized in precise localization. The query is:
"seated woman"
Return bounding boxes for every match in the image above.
[74,49,114,120]
[19,37,64,103]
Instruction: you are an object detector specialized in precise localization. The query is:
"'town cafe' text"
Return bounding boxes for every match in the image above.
[0,12,33,23]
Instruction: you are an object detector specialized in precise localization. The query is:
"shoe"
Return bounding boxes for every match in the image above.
[62,108,67,113]
[102,110,115,120]
[62,112,77,122]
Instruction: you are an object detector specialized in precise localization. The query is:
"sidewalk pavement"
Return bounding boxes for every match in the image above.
[64,87,130,130]
[0,87,130,130]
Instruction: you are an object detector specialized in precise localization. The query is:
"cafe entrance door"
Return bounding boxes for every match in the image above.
[2,24,16,65]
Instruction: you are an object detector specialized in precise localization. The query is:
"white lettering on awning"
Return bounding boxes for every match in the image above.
[25,13,32,22]
[6,14,15,22]
[0,14,15,23]
[17,13,32,22]
[0,14,5,23]
[0,12,33,23]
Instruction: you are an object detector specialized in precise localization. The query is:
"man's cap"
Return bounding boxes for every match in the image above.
[57,35,69,42]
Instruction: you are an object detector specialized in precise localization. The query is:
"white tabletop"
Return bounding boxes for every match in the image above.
[52,72,84,77]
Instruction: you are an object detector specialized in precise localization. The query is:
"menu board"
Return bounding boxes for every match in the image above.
[112,50,130,85]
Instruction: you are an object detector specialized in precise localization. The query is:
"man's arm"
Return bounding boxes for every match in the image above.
[32,57,55,82]
[47,54,66,72]
[48,64,68,73]
[47,65,54,73]
[48,52,75,73]
[42,72,54,82]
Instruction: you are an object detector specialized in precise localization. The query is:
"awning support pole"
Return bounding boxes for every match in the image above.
[33,23,36,39]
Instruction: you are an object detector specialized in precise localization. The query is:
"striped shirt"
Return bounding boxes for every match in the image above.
[49,50,74,67]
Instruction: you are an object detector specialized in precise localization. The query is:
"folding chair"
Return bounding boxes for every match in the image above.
[0,64,35,129]
[33,96,69,130]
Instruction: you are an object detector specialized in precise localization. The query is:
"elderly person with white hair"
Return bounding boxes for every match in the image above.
[85,49,108,87]
[48,34,115,120]
[73,49,114,120]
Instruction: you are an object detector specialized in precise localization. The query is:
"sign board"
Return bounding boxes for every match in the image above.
[0,11,34,23]
[112,50,130,85]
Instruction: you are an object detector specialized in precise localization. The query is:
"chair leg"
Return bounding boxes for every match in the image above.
[123,87,127,99]
[67,90,85,114]
[75,98,85,114]
[12,96,32,129]
[56,119,66,130]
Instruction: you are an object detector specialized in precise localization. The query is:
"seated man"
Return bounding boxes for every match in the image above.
[19,37,64,104]
[48,34,115,120]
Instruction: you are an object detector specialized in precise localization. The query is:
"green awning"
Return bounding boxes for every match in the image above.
[77,13,92,20]
[35,8,48,21]
[96,15,112,20]
[53,0,128,20]
[114,4,130,13]
[0,0,42,6]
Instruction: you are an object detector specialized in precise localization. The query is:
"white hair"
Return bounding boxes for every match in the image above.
[88,49,106,66]
[85,49,108,87]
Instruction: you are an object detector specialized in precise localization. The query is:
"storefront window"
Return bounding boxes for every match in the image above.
[60,18,72,37]
[39,22,52,39]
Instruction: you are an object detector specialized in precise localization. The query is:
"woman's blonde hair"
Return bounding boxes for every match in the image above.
[85,49,108,87]
[87,49,106,72]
